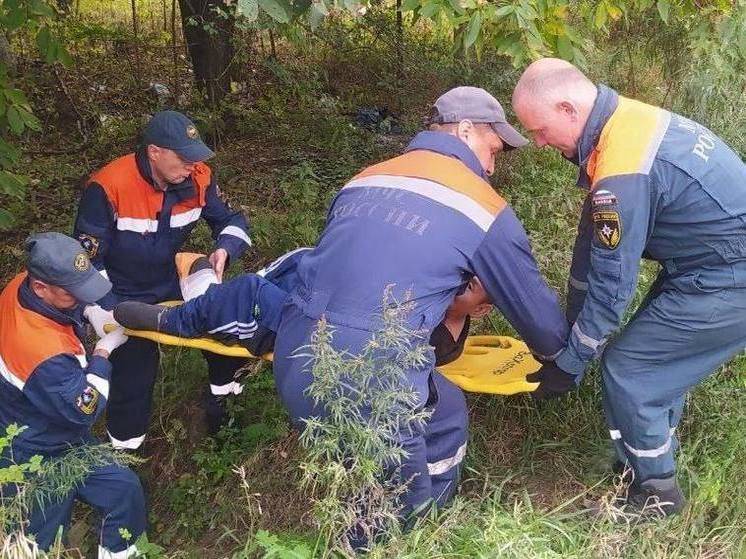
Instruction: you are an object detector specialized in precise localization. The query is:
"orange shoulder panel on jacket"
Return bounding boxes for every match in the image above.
[354,150,506,216]
[87,153,165,219]
[87,154,139,208]
[0,273,84,385]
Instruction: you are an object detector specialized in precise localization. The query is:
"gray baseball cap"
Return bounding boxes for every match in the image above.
[431,86,528,149]
[25,232,112,304]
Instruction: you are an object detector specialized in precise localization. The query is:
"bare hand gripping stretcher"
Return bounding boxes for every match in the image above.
[109,253,540,395]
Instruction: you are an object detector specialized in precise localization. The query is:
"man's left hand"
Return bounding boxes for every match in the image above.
[84,304,118,338]
[526,362,577,401]
[208,248,229,282]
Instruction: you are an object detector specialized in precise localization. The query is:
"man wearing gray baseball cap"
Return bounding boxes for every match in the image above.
[270,86,568,547]
[0,232,146,557]
[430,85,529,156]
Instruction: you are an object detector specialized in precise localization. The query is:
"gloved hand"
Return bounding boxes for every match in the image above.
[83,304,118,338]
[94,327,129,357]
[525,362,577,400]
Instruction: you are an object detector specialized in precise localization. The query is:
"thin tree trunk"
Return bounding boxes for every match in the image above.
[268,28,277,59]
[171,0,180,107]
[178,0,235,104]
[395,0,403,83]
[131,0,142,87]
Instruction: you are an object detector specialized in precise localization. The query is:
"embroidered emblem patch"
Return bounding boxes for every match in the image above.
[592,189,617,208]
[79,234,100,258]
[74,253,90,272]
[593,210,621,250]
[186,125,199,139]
[77,386,99,415]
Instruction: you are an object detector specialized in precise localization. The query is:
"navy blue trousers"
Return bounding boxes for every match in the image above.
[106,336,246,448]
[25,462,146,555]
[601,273,746,482]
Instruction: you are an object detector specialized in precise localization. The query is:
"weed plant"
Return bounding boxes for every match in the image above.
[296,290,433,556]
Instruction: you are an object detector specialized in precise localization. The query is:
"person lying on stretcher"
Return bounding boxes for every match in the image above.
[113,249,493,366]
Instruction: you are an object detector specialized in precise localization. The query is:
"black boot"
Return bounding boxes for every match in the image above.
[626,476,685,517]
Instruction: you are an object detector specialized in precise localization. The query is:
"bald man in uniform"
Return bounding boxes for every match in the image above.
[512,58,746,516]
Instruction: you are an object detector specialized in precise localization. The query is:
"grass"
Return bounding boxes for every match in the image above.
[0,4,744,557]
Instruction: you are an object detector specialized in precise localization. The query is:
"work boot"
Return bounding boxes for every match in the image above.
[626,476,685,518]
[585,475,684,522]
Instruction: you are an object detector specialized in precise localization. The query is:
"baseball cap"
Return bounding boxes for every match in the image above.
[25,232,112,305]
[431,86,528,149]
[142,111,215,162]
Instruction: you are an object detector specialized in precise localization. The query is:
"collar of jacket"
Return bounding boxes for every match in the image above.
[135,148,198,202]
[405,131,487,180]
[573,84,619,189]
[18,276,85,331]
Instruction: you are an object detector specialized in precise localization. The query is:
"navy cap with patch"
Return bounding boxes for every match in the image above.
[25,232,112,304]
[142,111,215,163]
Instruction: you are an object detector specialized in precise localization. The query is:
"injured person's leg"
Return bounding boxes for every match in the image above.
[114,253,288,357]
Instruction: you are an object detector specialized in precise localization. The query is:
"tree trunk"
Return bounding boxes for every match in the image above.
[395,0,403,82]
[178,0,235,105]
[131,0,142,87]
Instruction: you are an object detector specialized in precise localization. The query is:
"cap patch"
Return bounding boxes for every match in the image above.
[186,125,199,139]
[74,253,90,272]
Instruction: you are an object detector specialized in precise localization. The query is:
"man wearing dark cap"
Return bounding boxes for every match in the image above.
[268,86,569,542]
[73,110,252,448]
[0,232,145,557]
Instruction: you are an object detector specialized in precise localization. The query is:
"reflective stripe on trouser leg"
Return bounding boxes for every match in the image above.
[203,351,247,395]
[601,284,746,482]
[99,544,139,559]
[424,371,468,507]
[601,388,629,468]
[106,336,159,447]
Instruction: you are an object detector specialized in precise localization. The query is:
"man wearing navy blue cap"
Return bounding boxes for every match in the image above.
[73,111,252,447]
[0,232,146,557]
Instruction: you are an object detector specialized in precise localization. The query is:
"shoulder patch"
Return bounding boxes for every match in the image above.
[77,386,99,415]
[78,234,100,258]
[592,189,617,208]
[593,210,621,250]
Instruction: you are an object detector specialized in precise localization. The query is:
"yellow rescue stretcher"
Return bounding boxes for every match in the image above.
[107,306,540,395]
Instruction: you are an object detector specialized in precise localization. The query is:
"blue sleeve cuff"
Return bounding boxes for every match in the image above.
[555,347,588,380]
[86,355,112,380]
[217,234,249,262]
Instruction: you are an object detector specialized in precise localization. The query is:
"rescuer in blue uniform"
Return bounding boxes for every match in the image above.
[513,58,746,516]
[0,233,145,557]
[269,86,570,530]
[73,111,252,445]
